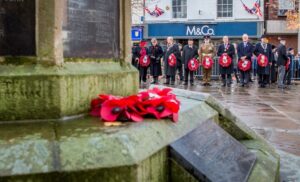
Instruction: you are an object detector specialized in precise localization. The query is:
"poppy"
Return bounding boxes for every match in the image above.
[100,96,143,122]
[144,95,180,122]
[90,94,118,117]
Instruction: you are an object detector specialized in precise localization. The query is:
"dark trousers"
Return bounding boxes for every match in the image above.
[221,74,232,85]
[233,68,240,83]
[284,69,292,85]
[166,75,176,83]
[177,64,184,81]
[184,68,194,83]
[240,71,250,85]
[152,76,158,83]
[258,74,269,86]
[139,67,148,82]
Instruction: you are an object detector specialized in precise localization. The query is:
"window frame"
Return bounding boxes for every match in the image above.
[172,0,187,19]
[216,0,233,19]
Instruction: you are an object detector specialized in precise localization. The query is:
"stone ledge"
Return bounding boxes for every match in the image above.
[0,62,139,121]
[0,96,218,181]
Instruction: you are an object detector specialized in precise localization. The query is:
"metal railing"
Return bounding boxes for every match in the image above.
[195,57,221,80]
[290,58,300,80]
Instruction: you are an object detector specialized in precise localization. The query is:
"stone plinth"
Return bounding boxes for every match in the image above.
[0,89,280,182]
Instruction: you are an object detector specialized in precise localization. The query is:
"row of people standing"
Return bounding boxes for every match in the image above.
[132,34,290,88]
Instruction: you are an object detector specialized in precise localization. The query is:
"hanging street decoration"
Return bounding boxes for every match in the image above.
[241,0,263,17]
[145,5,165,17]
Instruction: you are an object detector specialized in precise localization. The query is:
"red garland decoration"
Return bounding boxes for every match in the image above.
[168,53,177,67]
[219,54,232,68]
[188,58,200,71]
[202,56,214,69]
[257,54,269,67]
[238,59,251,71]
[90,88,180,123]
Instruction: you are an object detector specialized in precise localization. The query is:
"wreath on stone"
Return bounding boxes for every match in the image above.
[90,88,180,123]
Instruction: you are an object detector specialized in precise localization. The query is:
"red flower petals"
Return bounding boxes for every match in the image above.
[90,88,180,123]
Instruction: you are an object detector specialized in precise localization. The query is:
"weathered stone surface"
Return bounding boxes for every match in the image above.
[241,140,280,182]
[0,96,217,181]
[169,159,198,182]
[152,86,281,182]
[0,62,138,121]
[170,121,256,182]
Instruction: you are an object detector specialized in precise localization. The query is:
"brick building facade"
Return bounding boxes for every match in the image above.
[265,0,299,52]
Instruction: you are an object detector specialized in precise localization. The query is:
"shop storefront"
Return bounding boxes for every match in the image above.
[144,22,263,47]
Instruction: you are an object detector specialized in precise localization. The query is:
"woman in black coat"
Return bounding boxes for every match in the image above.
[148,38,163,84]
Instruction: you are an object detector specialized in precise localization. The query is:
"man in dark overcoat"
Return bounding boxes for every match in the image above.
[182,38,198,85]
[253,35,273,88]
[217,36,235,87]
[163,37,181,85]
[149,38,163,84]
[237,34,254,87]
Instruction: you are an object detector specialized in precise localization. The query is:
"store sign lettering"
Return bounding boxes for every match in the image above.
[186,25,215,36]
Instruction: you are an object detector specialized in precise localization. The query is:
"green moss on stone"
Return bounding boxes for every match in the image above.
[169,159,199,182]
[0,57,37,65]
[137,148,168,182]
[241,140,280,182]
[0,62,139,121]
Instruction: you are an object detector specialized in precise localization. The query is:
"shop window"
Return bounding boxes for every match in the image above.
[278,0,295,17]
[172,0,187,18]
[217,0,233,18]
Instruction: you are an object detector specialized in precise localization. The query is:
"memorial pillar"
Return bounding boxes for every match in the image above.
[0,0,138,121]
[120,0,132,62]
[36,0,64,65]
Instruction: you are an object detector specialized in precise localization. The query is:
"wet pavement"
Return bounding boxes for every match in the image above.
[143,78,300,181]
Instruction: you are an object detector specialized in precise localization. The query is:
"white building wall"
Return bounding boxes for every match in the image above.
[144,0,264,22]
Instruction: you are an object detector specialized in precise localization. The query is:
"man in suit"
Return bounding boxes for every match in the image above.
[149,38,163,84]
[163,37,181,85]
[182,39,198,86]
[253,35,273,88]
[237,34,254,87]
[277,37,289,88]
[217,36,235,87]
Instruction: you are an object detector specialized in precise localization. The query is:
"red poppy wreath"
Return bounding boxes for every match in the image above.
[90,88,180,123]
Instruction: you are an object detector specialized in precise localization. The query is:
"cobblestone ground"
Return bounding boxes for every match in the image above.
[143,78,300,181]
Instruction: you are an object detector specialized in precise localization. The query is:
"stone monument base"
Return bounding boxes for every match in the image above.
[0,61,138,121]
[0,88,280,182]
